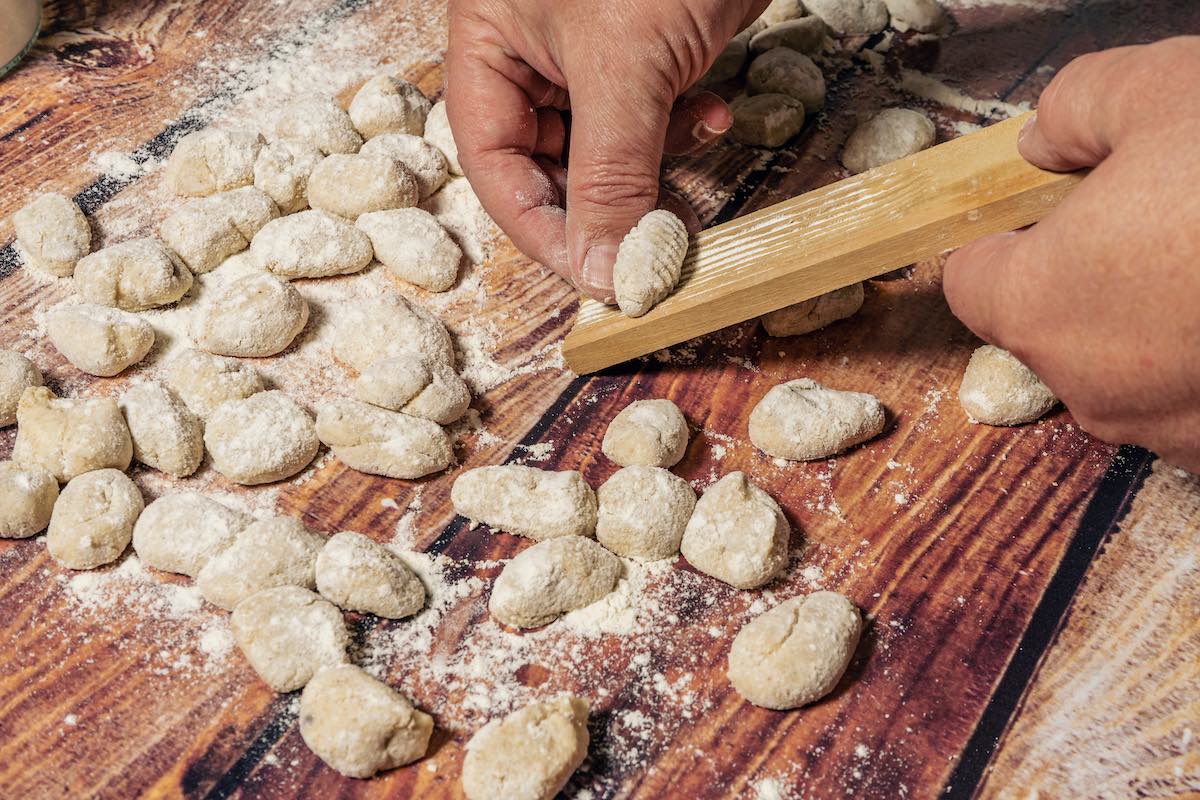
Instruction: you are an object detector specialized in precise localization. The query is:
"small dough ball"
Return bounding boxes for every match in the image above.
[316,398,452,480]
[842,108,936,174]
[728,591,862,709]
[418,176,499,265]
[275,99,363,155]
[119,382,204,477]
[165,129,265,197]
[253,139,325,214]
[422,100,462,176]
[332,295,454,371]
[164,348,264,418]
[613,210,688,318]
[0,462,58,539]
[761,283,864,337]
[194,272,309,358]
[747,48,827,110]
[160,187,280,274]
[699,27,752,86]
[757,0,806,26]
[349,75,432,140]
[74,238,193,311]
[300,665,433,778]
[0,350,43,427]
[133,492,251,577]
[602,399,689,468]
[355,354,470,424]
[451,465,598,541]
[750,17,830,55]
[197,516,326,610]
[47,468,143,570]
[231,585,349,691]
[250,209,373,280]
[13,387,133,482]
[462,696,590,800]
[681,472,790,590]
[307,153,418,219]
[490,535,620,629]
[730,93,806,148]
[596,466,696,561]
[805,0,890,35]
[204,390,319,485]
[46,304,154,377]
[315,531,424,618]
[749,378,886,461]
[13,193,91,277]
[958,345,1057,426]
[355,208,461,292]
[884,0,949,33]
[360,133,448,200]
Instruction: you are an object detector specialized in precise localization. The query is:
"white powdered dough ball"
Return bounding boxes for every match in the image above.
[728,591,862,709]
[349,75,432,140]
[806,0,889,35]
[602,399,689,468]
[300,665,433,778]
[750,17,830,55]
[462,696,590,800]
[332,295,454,371]
[489,536,620,629]
[74,238,193,311]
[0,462,58,539]
[747,48,826,110]
[0,350,43,427]
[160,187,280,274]
[355,354,470,425]
[250,209,373,280]
[360,133,449,200]
[452,466,598,541]
[613,210,689,318]
[231,585,349,692]
[132,492,251,577]
[958,345,1058,426]
[316,398,451,480]
[596,466,696,561]
[193,272,309,358]
[884,0,948,33]
[275,99,363,155]
[355,208,461,292]
[749,378,886,461]
[307,153,419,220]
[13,193,91,277]
[253,139,325,214]
[165,129,265,196]
[13,387,132,482]
[164,348,264,418]
[681,472,790,589]
[315,531,425,618]
[197,516,326,610]
[46,304,154,377]
[730,93,806,148]
[422,100,462,176]
[757,0,806,26]
[119,382,204,477]
[842,108,936,174]
[418,176,499,265]
[761,283,865,337]
[204,390,319,485]
[47,469,143,570]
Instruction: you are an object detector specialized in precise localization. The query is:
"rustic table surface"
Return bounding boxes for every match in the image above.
[1,1,1197,798]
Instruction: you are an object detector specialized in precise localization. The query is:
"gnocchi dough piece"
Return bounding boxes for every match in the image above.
[74,238,193,311]
[451,465,598,541]
[307,153,419,219]
[0,350,43,427]
[275,99,363,155]
[160,187,280,274]
[14,387,133,482]
[680,472,790,589]
[601,398,689,468]
[360,133,449,200]
[197,516,326,610]
[958,345,1058,426]
[462,696,590,800]
[355,354,470,425]
[750,17,830,55]
[805,0,889,35]
[761,283,865,337]
[332,295,454,371]
[422,100,462,176]
[253,139,325,214]
[730,93,806,148]
[418,176,499,265]
[316,398,452,480]
[355,208,461,292]
[841,108,936,174]
[728,591,862,709]
[757,0,806,26]
[315,531,425,618]
[349,75,432,140]
[749,378,886,460]
[0,462,58,539]
[164,348,264,418]
[204,390,319,485]
[747,48,827,110]
[490,536,621,629]
[165,129,265,196]
[13,193,92,277]
[300,665,433,778]
[119,382,204,477]
[46,304,154,377]
[231,585,349,691]
[132,492,251,577]
[613,210,688,318]
[596,466,697,561]
[884,0,948,33]
[47,468,144,570]
[193,272,309,358]
[699,27,753,85]
[250,209,373,280]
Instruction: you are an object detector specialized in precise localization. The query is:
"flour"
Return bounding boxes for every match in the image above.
[897,69,1032,119]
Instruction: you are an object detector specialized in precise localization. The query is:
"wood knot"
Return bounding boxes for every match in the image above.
[48,29,154,71]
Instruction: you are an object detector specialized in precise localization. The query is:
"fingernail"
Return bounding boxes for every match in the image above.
[581,244,618,304]
[1018,113,1038,144]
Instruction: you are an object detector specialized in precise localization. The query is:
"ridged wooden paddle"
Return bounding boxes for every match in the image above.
[562,112,1083,374]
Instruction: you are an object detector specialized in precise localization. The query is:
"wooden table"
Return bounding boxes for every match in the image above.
[0,1,1196,798]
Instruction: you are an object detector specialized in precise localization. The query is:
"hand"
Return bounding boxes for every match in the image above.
[445,0,768,300]
[943,37,1200,470]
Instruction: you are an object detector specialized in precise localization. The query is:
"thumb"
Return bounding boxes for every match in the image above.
[942,231,1032,348]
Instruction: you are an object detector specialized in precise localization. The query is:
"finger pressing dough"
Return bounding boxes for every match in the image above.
[0,462,58,539]
[193,272,309,358]
[132,492,251,577]
[355,208,461,292]
[761,283,865,337]
[307,153,419,220]
[596,465,696,561]
[14,387,133,482]
[250,209,373,279]
[749,378,886,460]
[197,516,326,610]
[805,0,889,35]
[601,398,689,468]
[275,99,363,155]
[728,591,861,709]
[13,193,91,277]
[681,472,790,589]
[349,75,432,140]
[747,48,827,110]
[316,398,452,480]
[164,348,264,418]
[46,304,154,377]
[452,465,598,541]
[231,585,349,691]
[119,382,204,477]
[422,100,462,176]
[613,210,689,318]
[884,0,949,33]
[332,295,454,371]
[253,139,325,214]
[47,468,144,570]
[757,0,806,26]
[750,17,829,55]
[360,133,449,200]
[958,345,1057,426]
[730,93,806,148]
[315,531,425,618]
[164,129,265,196]
[300,664,433,778]
[355,354,470,424]
[74,238,193,311]
[159,187,280,274]
[0,350,43,427]
[204,390,319,485]
[489,535,621,629]
[841,108,936,174]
